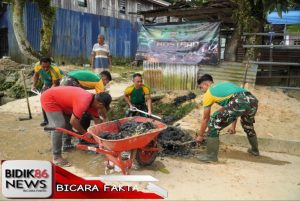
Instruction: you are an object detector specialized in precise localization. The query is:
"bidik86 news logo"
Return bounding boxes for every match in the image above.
[2,160,52,198]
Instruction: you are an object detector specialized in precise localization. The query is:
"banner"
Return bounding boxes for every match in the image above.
[1,160,167,199]
[136,22,220,65]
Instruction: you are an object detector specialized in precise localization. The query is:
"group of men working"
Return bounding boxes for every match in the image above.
[32,56,152,166]
[33,54,259,166]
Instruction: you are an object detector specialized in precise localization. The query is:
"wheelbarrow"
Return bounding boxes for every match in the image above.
[49,117,167,174]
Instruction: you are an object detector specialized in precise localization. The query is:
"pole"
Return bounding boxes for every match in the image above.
[19,70,32,120]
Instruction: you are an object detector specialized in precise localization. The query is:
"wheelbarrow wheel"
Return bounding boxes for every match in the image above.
[136,140,158,166]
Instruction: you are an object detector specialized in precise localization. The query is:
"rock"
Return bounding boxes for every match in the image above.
[99,121,155,140]
[158,126,196,156]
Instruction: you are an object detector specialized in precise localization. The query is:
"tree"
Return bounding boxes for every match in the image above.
[34,0,56,56]
[225,0,293,61]
[6,0,55,62]
[12,0,39,62]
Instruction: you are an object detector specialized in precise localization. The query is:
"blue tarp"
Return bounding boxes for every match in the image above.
[267,10,300,24]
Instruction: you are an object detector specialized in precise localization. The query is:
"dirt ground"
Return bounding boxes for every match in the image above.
[177,85,300,142]
[0,113,300,200]
[1,71,300,200]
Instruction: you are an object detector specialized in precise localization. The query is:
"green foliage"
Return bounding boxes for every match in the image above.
[33,0,56,56]
[108,95,197,123]
[112,57,132,66]
[107,97,128,120]
[152,101,197,121]
[33,0,55,16]
[231,0,294,59]
[0,82,15,91]
[262,0,289,17]
[0,72,19,91]
[9,85,24,99]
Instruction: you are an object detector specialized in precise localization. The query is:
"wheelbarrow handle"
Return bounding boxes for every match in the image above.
[44,127,88,139]
[130,107,162,120]
[56,128,87,139]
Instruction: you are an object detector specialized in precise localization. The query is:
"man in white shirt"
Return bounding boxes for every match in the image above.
[91,34,112,73]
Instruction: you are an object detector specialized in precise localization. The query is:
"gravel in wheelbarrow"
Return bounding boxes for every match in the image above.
[99,121,155,140]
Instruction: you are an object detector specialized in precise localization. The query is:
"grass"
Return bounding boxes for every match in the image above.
[108,95,197,123]
[153,101,197,122]
[111,65,143,83]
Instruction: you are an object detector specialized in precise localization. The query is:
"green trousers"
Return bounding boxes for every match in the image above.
[208,92,258,138]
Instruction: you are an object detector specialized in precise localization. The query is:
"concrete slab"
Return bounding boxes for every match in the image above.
[220,134,300,156]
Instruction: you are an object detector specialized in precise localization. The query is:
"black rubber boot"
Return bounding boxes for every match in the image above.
[40,109,48,126]
[197,137,219,163]
[247,135,260,156]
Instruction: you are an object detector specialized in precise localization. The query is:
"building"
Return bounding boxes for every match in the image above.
[0,0,170,64]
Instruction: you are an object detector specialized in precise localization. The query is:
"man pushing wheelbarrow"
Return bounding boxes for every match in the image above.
[41,86,112,166]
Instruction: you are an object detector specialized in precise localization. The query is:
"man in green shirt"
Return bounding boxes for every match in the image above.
[32,57,64,126]
[60,70,112,93]
[124,73,152,117]
[60,70,112,134]
[196,74,259,162]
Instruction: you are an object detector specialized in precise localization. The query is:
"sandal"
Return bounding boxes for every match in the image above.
[53,158,72,167]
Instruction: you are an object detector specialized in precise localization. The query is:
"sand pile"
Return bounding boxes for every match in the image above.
[177,85,300,141]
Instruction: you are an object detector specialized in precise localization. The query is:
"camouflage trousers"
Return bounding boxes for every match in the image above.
[208,91,258,138]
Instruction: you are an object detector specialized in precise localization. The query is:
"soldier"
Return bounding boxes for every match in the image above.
[196,74,259,162]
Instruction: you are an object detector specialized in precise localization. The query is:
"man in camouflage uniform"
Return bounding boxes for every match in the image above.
[196,74,259,162]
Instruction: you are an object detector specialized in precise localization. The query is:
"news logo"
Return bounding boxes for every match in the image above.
[2,160,52,198]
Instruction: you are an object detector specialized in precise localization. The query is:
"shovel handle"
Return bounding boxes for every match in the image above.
[31,89,41,95]
[130,107,162,120]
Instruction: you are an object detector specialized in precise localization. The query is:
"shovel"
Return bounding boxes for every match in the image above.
[31,89,41,96]
[130,107,162,120]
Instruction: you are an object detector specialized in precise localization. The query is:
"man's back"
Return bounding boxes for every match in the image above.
[68,70,100,82]
[41,86,97,118]
[67,70,104,93]
[203,82,246,107]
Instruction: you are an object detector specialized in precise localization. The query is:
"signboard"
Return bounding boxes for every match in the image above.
[136,22,220,65]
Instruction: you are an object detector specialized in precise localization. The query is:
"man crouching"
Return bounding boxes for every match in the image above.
[196,74,259,162]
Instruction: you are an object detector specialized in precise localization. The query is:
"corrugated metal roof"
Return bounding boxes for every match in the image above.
[197,62,258,86]
[146,0,171,7]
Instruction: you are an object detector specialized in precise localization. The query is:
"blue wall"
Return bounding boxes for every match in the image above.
[1,2,138,64]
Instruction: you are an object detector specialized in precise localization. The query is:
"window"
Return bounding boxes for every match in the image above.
[137,2,141,13]
[78,0,87,7]
[294,40,300,45]
[220,36,226,60]
[119,0,126,14]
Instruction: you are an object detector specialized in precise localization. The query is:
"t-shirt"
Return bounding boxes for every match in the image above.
[124,84,150,105]
[203,82,247,108]
[92,43,110,59]
[92,43,110,68]
[41,86,98,119]
[34,63,63,86]
[68,70,105,93]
